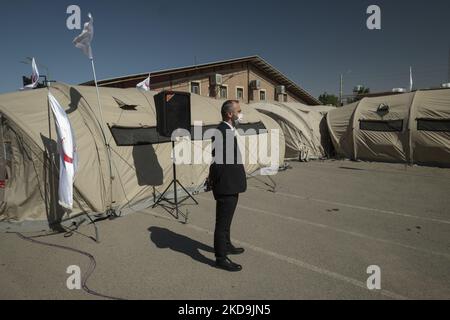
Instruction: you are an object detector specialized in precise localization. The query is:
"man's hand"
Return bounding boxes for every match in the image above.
[204,177,213,192]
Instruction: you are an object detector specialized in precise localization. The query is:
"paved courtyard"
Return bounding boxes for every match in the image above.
[1,160,449,300]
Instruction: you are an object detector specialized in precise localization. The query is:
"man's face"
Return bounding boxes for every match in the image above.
[227,102,242,122]
[232,103,242,121]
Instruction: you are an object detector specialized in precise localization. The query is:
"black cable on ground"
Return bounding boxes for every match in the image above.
[14,232,125,300]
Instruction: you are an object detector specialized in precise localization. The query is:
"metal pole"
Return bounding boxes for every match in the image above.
[172,140,179,219]
[247,62,251,104]
[90,59,106,134]
[90,58,114,212]
[339,74,343,107]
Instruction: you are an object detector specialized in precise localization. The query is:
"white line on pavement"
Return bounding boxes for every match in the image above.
[248,187,450,225]
[197,195,450,259]
[146,209,408,300]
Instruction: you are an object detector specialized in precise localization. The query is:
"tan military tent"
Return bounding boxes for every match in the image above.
[326,89,450,167]
[285,103,336,116]
[0,83,283,229]
[252,102,332,160]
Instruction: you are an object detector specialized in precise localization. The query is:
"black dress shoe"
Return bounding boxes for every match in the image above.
[215,258,243,272]
[227,246,245,255]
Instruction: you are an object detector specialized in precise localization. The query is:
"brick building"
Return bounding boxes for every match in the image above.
[81,56,320,105]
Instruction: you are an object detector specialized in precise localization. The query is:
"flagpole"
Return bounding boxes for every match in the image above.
[73,13,115,216]
[410,66,413,92]
[90,57,114,213]
[90,58,106,134]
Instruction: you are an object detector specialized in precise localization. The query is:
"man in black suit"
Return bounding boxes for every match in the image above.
[209,100,247,272]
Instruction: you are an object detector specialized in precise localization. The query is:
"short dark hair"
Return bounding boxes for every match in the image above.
[221,100,239,119]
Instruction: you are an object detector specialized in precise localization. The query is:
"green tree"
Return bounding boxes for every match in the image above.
[318,92,339,106]
[347,86,370,103]
[354,86,370,95]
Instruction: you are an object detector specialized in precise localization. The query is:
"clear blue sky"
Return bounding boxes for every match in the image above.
[1,0,449,98]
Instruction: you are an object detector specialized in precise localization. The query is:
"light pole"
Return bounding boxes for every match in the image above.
[339,70,352,107]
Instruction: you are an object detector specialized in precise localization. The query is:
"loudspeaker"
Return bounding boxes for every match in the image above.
[154,91,192,138]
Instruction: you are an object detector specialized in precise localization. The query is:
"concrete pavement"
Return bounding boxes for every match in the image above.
[1,160,449,300]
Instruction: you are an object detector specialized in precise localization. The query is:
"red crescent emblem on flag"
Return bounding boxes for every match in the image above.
[64,154,73,164]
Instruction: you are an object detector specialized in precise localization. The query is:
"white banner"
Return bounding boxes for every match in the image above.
[48,92,78,210]
[73,13,94,59]
[137,75,151,91]
[22,58,39,90]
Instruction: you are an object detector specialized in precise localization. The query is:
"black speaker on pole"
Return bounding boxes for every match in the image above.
[154,91,192,138]
[152,90,197,222]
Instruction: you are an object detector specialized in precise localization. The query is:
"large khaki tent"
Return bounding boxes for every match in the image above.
[0,83,283,229]
[252,102,332,160]
[285,103,336,116]
[326,89,450,167]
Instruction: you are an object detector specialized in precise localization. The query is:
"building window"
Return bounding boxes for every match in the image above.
[236,87,244,100]
[277,93,288,102]
[260,90,266,101]
[219,86,228,99]
[190,82,201,95]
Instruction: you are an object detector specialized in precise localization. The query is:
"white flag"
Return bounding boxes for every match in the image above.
[409,66,413,92]
[22,58,40,90]
[48,92,78,210]
[136,75,151,91]
[73,13,94,59]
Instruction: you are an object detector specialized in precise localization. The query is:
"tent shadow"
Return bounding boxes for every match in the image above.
[148,226,216,267]
[66,87,82,115]
[320,117,335,157]
[40,134,66,231]
[133,145,164,186]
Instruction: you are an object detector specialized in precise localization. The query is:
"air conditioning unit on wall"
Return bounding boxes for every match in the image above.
[250,80,261,90]
[210,74,223,86]
[276,85,286,95]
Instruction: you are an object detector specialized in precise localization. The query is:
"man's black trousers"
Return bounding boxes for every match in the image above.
[214,194,239,259]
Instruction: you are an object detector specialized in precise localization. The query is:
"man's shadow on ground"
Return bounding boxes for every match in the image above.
[148,227,216,267]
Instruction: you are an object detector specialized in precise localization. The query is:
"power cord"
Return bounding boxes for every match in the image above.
[13,232,125,300]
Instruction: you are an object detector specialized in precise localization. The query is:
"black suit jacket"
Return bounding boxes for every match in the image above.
[209,122,247,196]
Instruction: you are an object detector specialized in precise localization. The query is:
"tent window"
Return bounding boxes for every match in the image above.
[417,119,450,132]
[199,122,267,136]
[110,126,171,146]
[109,122,267,146]
[360,120,403,132]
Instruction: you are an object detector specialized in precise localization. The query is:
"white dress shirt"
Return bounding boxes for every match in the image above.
[222,121,235,131]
